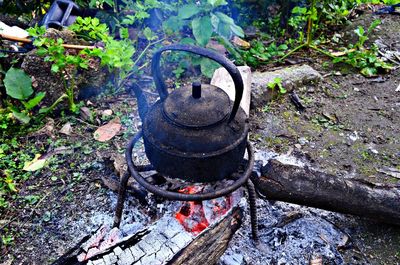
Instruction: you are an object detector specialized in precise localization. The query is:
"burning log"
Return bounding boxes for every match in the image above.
[253,159,400,225]
[54,193,243,265]
[169,206,243,265]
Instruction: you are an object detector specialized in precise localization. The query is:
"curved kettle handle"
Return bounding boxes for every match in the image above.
[151,44,244,123]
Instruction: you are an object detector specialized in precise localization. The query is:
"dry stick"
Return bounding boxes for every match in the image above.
[0,33,98,50]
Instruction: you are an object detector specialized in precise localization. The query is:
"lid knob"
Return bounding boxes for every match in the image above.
[192,82,201,99]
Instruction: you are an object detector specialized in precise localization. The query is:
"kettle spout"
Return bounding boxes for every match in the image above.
[128,83,149,122]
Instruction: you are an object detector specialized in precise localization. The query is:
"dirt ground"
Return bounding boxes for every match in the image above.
[0,12,399,265]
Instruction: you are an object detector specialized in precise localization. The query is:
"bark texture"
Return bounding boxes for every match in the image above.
[253,159,400,225]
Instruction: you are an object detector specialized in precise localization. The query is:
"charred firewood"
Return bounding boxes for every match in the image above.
[252,159,400,226]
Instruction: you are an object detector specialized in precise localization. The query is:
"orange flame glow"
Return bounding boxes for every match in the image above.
[175,186,232,235]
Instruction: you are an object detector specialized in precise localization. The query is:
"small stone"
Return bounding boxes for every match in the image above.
[349,131,359,142]
[353,87,360,92]
[80,106,93,122]
[298,137,308,145]
[294,144,302,149]
[102,109,113,117]
[59,122,72,135]
[251,65,322,109]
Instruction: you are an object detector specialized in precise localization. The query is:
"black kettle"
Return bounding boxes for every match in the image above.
[140,44,248,182]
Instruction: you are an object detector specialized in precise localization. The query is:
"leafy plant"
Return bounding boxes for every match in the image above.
[332,20,392,76]
[162,0,244,77]
[118,0,161,26]
[241,41,288,67]
[69,16,110,41]
[164,0,243,46]
[27,17,151,108]
[0,137,38,208]
[32,35,90,113]
[267,77,287,95]
[1,68,46,127]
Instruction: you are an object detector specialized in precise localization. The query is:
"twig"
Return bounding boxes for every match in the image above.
[117,38,165,89]
[0,220,37,227]
[378,50,400,65]
[0,33,99,50]
[75,118,98,128]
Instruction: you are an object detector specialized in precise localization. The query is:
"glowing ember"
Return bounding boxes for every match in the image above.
[175,186,232,235]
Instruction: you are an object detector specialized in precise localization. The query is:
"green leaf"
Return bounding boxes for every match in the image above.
[292,6,307,15]
[368,19,381,34]
[207,0,227,7]
[51,64,60,73]
[36,47,47,56]
[163,16,186,32]
[354,26,364,37]
[143,27,157,41]
[214,12,234,25]
[216,22,231,39]
[361,67,377,77]
[23,154,47,171]
[23,92,46,110]
[192,16,213,46]
[12,111,31,124]
[178,4,200,19]
[230,24,244,38]
[119,28,129,39]
[39,107,51,114]
[200,57,220,78]
[4,68,33,100]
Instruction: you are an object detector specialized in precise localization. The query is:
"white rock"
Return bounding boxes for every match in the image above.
[0,21,29,38]
[102,109,113,117]
[211,66,252,117]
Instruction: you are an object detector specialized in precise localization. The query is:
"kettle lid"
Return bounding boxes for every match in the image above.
[162,82,231,128]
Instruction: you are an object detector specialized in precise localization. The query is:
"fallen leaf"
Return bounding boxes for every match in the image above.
[232,36,251,49]
[23,154,47,171]
[29,118,55,138]
[93,117,121,142]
